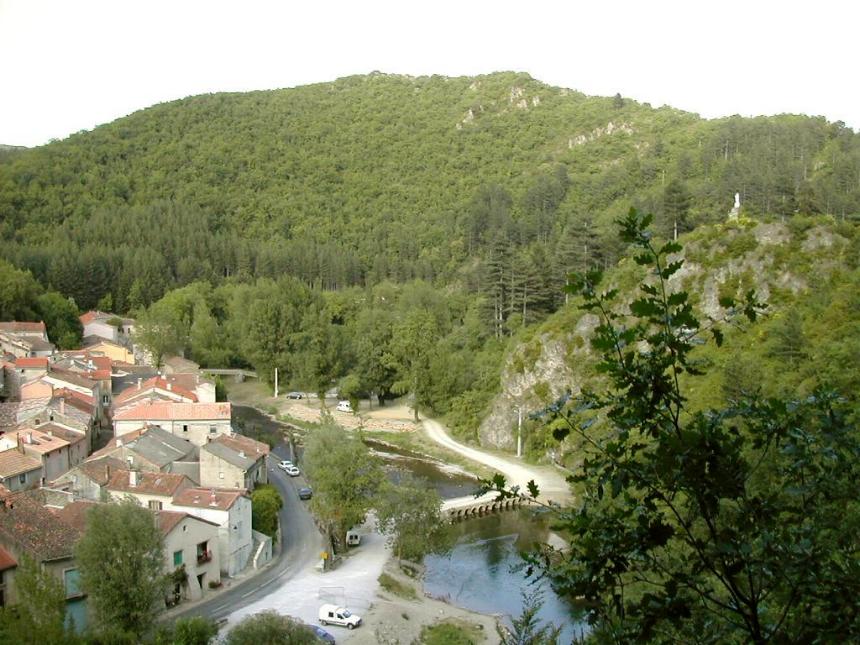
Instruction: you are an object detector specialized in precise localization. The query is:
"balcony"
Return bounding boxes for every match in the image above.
[196,550,212,564]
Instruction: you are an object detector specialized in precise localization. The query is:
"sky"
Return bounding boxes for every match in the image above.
[1,0,858,147]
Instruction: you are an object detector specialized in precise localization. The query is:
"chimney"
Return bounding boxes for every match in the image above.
[209,491,218,507]
[116,437,123,447]
[16,434,24,454]
[105,464,111,479]
[239,450,245,459]
[25,432,33,445]
[167,382,172,391]
[129,470,138,487]
[60,399,65,415]
[137,378,142,390]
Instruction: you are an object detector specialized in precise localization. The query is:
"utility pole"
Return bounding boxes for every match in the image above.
[517,406,523,458]
[274,367,279,398]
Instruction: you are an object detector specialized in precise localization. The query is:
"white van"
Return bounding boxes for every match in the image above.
[318,604,362,629]
[336,400,353,413]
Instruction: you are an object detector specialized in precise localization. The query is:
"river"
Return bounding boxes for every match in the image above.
[233,406,585,639]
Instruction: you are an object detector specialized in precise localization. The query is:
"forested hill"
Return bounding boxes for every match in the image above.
[1,71,859,314]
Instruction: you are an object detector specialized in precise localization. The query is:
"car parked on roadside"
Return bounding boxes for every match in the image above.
[277,460,293,471]
[298,487,313,500]
[312,625,336,643]
[285,465,300,477]
[318,604,361,630]
[335,400,353,413]
[286,391,304,399]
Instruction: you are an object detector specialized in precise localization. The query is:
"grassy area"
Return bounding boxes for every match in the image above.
[419,619,486,644]
[378,572,417,600]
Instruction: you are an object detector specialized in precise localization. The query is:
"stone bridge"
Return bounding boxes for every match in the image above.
[441,492,528,522]
[200,368,258,383]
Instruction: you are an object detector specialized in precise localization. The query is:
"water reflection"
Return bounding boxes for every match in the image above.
[424,509,586,643]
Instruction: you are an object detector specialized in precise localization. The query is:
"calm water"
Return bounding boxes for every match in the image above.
[364,438,480,500]
[424,509,587,643]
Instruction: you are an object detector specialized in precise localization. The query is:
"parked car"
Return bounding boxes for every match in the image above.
[346,530,361,546]
[285,465,300,477]
[277,460,293,471]
[298,487,313,500]
[312,625,336,643]
[335,400,353,413]
[318,604,361,630]
[286,391,304,399]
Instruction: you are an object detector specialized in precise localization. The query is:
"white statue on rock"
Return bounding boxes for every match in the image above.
[728,192,741,221]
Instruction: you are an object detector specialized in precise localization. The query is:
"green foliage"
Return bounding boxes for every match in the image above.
[0,258,42,321]
[304,422,384,552]
[152,616,219,645]
[419,619,484,645]
[377,572,417,599]
[35,291,82,349]
[251,484,283,537]
[0,555,75,645]
[224,610,321,645]
[74,498,167,638]
[375,473,448,561]
[502,209,860,642]
[497,590,561,645]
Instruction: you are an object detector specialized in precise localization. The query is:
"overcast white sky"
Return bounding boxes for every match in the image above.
[1,0,857,147]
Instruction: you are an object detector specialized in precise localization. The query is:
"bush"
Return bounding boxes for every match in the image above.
[378,572,417,599]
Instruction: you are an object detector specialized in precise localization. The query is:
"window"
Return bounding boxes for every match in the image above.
[219,472,224,480]
[183,424,188,433]
[18,473,26,485]
[148,500,162,511]
[209,426,217,434]
[102,395,109,404]
[173,550,183,566]
[63,569,82,598]
[196,542,211,564]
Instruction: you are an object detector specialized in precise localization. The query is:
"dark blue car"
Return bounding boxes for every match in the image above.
[312,625,336,643]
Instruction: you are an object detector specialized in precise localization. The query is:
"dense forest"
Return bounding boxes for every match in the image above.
[0,72,858,439]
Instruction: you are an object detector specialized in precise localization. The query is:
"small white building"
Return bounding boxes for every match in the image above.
[159,510,221,603]
[169,488,252,577]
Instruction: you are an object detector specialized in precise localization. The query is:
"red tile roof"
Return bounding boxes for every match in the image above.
[74,457,128,486]
[53,500,98,532]
[114,377,199,407]
[14,357,49,369]
[6,428,70,454]
[17,422,85,446]
[172,487,247,511]
[0,321,46,334]
[214,432,270,457]
[0,544,16,571]
[0,490,82,560]
[79,311,108,326]
[114,401,231,422]
[106,470,191,497]
[45,368,97,390]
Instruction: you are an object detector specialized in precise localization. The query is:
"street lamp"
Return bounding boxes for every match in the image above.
[516,406,523,458]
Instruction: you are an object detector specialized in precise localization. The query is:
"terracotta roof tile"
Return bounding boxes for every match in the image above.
[0,449,42,478]
[114,377,198,407]
[0,490,82,560]
[214,432,270,457]
[45,368,97,390]
[172,487,246,511]
[107,470,190,497]
[53,500,98,532]
[14,357,49,369]
[5,428,70,454]
[0,321,46,334]
[114,401,231,422]
[0,544,16,571]
[75,457,128,486]
[79,311,111,326]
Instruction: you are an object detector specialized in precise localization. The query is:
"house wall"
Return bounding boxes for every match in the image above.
[163,517,221,602]
[51,470,104,501]
[21,379,53,400]
[37,447,71,483]
[168,497,252,577]
[0,465,42,492]
[195,382,216,403]
[199,451,247,490]
[83,321,119,343]
[114,419,231,446]
[89,342,133,364]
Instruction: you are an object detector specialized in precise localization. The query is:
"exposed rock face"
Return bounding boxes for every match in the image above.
[478,316,597,449]
[569,121,635,147]
[477,222,836,450]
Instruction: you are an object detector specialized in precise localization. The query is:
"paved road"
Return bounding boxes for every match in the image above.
[169,442,324,622]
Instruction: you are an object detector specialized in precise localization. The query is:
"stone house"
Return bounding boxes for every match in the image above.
[106,470,193,512]
[199,433,269,491]
[169,488,252,577]
[50,456,127,501]
[0,449,42,492]
[158,511,221,603]
[113,401,232,446]
[0,488,88,630]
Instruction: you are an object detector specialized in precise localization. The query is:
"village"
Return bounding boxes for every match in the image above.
[0,312,273,631]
